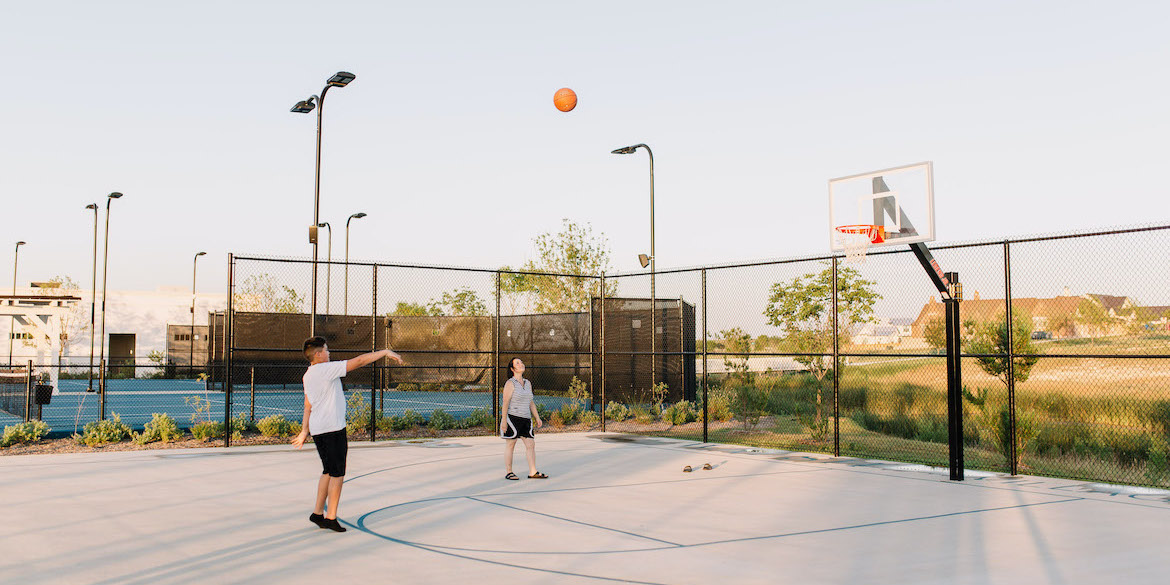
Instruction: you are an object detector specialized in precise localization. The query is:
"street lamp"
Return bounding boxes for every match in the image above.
[291,70,356,335]
[98,192,122,396]
[191,251,206,377]
[344,212,366,315]
[8,241,26,365]
[86,203,98,391]
[612,143,656,386]
[317,222,332,314]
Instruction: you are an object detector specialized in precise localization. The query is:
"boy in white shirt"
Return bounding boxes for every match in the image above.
[292,336,402,532]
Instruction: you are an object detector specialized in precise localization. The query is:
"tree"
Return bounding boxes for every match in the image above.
[763,263,880,429]
[965,311,1041,388]
[392,302,440,316]
[233,274,304,313]
[432,287,487,316]
[506,219,618,313]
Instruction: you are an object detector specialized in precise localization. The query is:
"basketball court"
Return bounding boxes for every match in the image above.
[2,432,1166,584]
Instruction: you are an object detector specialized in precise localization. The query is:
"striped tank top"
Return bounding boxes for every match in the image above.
[506,377,533,418]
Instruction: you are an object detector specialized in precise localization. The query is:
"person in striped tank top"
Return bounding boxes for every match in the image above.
[500,357,547,480]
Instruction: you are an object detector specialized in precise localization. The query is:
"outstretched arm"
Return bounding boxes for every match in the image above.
[346,349,403,373]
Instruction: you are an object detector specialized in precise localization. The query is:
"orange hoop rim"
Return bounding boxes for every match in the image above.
[835,224,886,244]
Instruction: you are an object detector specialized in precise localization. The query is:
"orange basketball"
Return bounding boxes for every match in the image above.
[553,87,577,112]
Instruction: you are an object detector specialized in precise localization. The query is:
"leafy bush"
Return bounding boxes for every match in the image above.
[1,420,51,448]
[428,409,456,431]
[838,386,868,411]
[346,393,373,435]
[257,414,297,438]
[730,384,768,429]
[629,403,656,424]
[396,383,419,392]
[650,382,669,414]
[701,389,733,422]
[536,402,553,421]
[580,409,600,428]
[558,403,581,425]
[191,421,224,442]
[605,401,630,421]
[74,414,133,446]
[395,409,425,430]
[1103,431,1152,467]
[549,411,565,427]
[133,413,184,444]
[915,417,948,444]
[420,383,441,392]
[1033,421,1094,456]
[1150,400,1170,441]
[662,400,698,426]
[461,408,494,430]
[568,376,590,406]
[230,413,255,435]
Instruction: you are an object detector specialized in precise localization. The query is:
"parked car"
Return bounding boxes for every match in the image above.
[1030,331,1052,340]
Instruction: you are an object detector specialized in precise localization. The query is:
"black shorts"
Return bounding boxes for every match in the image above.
[313,429,348,477]
[502,414,535,440]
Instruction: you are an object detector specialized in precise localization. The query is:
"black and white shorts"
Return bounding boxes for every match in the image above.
[313,429,348,477]
[502,414,535,440]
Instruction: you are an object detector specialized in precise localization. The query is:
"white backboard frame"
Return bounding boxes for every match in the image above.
[828,161,935,251]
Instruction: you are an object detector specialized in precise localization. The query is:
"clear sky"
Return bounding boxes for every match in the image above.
[2,1,1167,297]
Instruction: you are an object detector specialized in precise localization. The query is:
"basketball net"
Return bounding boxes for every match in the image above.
[835,225,884,264]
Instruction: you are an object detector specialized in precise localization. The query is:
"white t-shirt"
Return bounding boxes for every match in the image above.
[302,360,348,435]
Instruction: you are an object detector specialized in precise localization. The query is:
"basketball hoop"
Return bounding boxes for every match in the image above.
[835,225,885,264]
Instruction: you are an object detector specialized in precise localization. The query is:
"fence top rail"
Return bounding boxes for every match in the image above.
[232,221,1170,279]
[230,254,602,280]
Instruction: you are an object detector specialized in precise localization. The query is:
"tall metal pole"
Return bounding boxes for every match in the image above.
[1004,242,1017,475]
[87,204,98,391]
[599,272,606,432]
[647,147,655,390]
[832,256,840,456]
[191,251,205,378]
[98,193,122,404]
[701,268,708,443]
[344,212,365,315]
[9,241,25,365]
[944,271,964,481]
[308,86,331,336]
[319,222,332,315]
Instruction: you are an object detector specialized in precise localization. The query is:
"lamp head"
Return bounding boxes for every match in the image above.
[351,212,367,219]
[86,203,98,210]
[16,241,26,247]
[327,71,356,87]
[611,146,638,155]
[196,251,207,257]
[290,98,316,114]
[638,253,651,268]
[108,192,123,199]
[317,222,330,228]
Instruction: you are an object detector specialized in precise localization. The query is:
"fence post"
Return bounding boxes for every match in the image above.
[23,360,32,423]
[702,268,708,443]
[99,358,106,420]
[370,263,377,443]
[494,272,501,426]
[1004,241,1017,475]
[832,256,840,456]
[600,272,606,432]
[250,366,255,422]
[224,253,234,448]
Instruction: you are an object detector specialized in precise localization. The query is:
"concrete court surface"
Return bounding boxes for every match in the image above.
[2,433,1168,585]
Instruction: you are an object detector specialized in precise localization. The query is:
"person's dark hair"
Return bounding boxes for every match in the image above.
[303,336,327,361]
[507,357,523,377]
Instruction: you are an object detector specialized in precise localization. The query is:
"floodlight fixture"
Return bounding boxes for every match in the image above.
[638,254,651,269]
[326,71,356,87]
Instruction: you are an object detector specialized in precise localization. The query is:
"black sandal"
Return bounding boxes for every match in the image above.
[683,465,693,472]
[528,472,548,479]
[505,472,519,480]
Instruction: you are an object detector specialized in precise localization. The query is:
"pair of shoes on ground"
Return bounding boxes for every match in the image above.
[682,463,713,473]
[310,512,347,532]
[505,471,548,480]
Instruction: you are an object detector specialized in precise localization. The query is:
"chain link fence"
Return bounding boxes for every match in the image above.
[6,224,1169,489]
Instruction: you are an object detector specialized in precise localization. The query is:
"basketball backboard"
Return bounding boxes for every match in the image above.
[828,161,934,252]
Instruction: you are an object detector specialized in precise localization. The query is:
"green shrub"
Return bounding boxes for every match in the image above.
[915,417,948,444]
[230,413,255,435]
[396,383,419,392]
[1033,421,1094,456]
[1149,400,1170,441]
[629,403,656,424]
[428,409,456,431]
[74,415,133,446]
[580,409,600,427]
[605,401,630,421]
[851,411,919,441]
[558,403,581,425]
[133,413,184,444]
[461,408,494,430]
[838,386,868,411]
[1145,442,1169,483]
[536,402,553,421]
[730,384,768,429]
[1,420,51,447]
[257,415,296,438]
[663,400,698,426]
[1103,431,1152,467]
[420,382,441,392]
[702,390,733,422]
[190,421,224,442]
[395,409,425,430]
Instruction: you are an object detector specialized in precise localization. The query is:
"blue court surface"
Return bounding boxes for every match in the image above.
[1,378,569,434]
[2,433,1168,584]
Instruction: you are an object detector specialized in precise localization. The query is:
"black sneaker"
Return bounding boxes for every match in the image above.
[322,517,347,532]
[309,513,328,528]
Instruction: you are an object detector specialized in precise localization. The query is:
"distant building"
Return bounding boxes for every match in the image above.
[911,290,1143,339]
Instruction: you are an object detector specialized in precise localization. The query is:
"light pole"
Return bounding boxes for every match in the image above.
[291,71,356,336]
[612,143,655,387]
[344,212,366,315]
[86,203,98,391]
[98,192,122,390]
[9,241,26,365]
[191,251,206,377]
[317,222,332,314]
